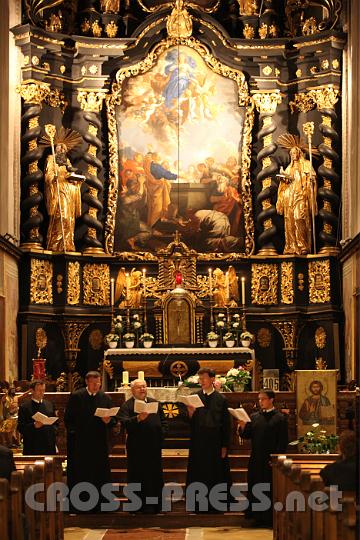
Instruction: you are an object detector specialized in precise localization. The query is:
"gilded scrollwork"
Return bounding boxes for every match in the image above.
[67,261,81,305]
[105,36,254,258]
[252,91,282,115]
[167,0,193,38]
[30,259,53,304]
[289,92,316,113]
[308,85,340,110]
[309,259,331,303]
[281,262,294,304]
[272,320,299,370]
[251,264,278,305]
[83,264,110,305]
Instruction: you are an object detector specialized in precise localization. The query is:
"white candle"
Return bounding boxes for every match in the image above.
[241,277,246,306]
[138,370,145,381]
[142,268,146,298]
[122,371,129,385]
[208,268,213,296]
[110,278,115,306]
[226,271,229,300]
[126,273,130,299]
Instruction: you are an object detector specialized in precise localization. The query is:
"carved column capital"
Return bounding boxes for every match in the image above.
[252,91,282,115]
[289,92,316,113]
[308,85,340,110]
[17,81,50,104]
[77,90,107,113]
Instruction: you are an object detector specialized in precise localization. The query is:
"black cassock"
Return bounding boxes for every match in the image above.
[186,390,231,510]
[241,409,288,524]
[64,389,116,496]
[119,397,167,511]
[17,399,57,455]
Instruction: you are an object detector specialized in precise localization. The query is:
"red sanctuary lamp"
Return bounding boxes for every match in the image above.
[175,270,183,286]
[33,348,46,380]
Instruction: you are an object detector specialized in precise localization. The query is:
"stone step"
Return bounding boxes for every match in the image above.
[111,468,247,483]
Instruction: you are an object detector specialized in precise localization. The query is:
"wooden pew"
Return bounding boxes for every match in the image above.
[9,470,25,540]
[272,455,358,540]
[0,478,9,540]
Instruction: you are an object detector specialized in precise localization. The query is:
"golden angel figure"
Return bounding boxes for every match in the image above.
[276,134,318,255]
[212,268,227,307]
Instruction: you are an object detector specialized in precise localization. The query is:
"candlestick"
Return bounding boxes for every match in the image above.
[138,370,145,381]
[142,269,146,298]
[125,273,130,301]
[208,268,213,297]
[110,278,115,307]
[241,277,246,306]
[122,371,129,385]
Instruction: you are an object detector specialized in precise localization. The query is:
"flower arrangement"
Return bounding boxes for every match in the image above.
[139,332,154,342]
[207,331,219,341]
[240,331,254,341]
[183,374,200,387]
[214,375,231,392]
[224,332,235,342]
[225,366,251,390]
[114,315,123,334]
[123,332,136,342]
[104,333,119,345]
[132,314,142,331]
[289,423,339,454]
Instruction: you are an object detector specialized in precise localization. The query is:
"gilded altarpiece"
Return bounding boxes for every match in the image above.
[11,0,348,387]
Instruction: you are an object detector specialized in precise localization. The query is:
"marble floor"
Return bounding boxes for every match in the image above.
[65,527,272,540]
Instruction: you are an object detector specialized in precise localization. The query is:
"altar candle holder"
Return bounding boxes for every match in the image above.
[110,277,115,332]
[208,269,214,332]
[142,269,148,333]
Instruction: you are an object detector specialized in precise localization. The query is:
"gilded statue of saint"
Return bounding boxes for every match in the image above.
[40,126,84,252]
[276,135,318,255]
[100,0,120,13]
[44,143,83,252]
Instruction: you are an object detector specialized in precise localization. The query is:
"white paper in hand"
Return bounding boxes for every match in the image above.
[94,407,120,417]
[32,412,58,425]
[228,407,251,422]
[134,400,159,414]
[179,394,204,408]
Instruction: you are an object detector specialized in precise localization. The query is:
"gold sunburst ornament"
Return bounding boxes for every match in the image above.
[39,126,83,151]
[277,132,320,156]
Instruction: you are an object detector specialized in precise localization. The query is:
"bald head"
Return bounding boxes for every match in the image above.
[131,379,147,400]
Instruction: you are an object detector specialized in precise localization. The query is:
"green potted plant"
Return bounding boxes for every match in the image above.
[240,330,254,347]
[225,366,251,392]
[224,332,236,348]
[207,331,219,348]
[139,332,154,349]
[123,332,136,349]
[105,333,119,349]
[289,423,339,454]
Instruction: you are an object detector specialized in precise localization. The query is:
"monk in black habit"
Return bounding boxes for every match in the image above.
[119,378,167,514]
[186,367,232,513]
[64,371,116,512]
[238,388,288,526]
[17,380,57,455]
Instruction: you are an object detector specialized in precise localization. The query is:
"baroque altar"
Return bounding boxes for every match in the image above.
[12,0,346,393]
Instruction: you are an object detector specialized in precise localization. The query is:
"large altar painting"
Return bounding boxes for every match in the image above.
[112,45,253,255]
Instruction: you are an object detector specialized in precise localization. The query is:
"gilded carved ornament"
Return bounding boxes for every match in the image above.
[289,93,316,113]
[166,0,193,38]
[17,82,50,104]
[281,262,294,304]
[251,264,278,305]
[256,327,272,348]
[35,328,47,354]
[83,264,110,305]
[77,91,107,113]
[309,259,331,303]
[30,259,53,304]
[314,326,327,349]
[67,261,81,305]
[252,92,282,115]
[62,321,88,351]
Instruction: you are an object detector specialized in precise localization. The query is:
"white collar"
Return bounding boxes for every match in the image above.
[87,389,97,397]
[203,388,215,396]
[262,407,275,413]
[32,398,43,403]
